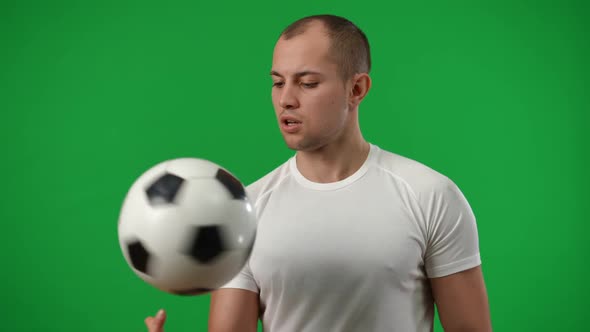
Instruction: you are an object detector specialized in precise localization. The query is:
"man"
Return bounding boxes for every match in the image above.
[146,14,492,332]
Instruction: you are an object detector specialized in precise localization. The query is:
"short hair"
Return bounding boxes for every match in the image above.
[280,14,371,80]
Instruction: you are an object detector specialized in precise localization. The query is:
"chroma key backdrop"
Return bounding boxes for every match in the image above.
[1,1,588,331]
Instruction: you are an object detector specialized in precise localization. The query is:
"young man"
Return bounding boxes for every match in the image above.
[146,15,492,332]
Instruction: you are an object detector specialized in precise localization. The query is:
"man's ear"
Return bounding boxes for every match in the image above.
[349,73,371,108]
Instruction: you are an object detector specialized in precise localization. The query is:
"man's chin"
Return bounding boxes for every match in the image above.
[283,140,299,151]
[283,138,321,152]
[282,137,302,151]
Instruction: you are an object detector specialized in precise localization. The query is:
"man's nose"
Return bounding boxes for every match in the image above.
[279,84,299,110]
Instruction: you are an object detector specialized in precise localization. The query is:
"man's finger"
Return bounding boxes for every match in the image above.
[145,309,166,332]
[155,309,167,325]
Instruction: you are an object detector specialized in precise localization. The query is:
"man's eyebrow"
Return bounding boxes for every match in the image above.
[270,70,322,78]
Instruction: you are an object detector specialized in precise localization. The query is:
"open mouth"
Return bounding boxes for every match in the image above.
[285,120,301,126]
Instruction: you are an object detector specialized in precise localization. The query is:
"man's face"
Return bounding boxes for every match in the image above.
[271,23,352,151]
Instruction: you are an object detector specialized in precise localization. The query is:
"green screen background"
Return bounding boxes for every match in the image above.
[1,0,588,331]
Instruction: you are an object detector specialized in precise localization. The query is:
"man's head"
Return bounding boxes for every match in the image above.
[270,15,372,152]
[280,15,371,81]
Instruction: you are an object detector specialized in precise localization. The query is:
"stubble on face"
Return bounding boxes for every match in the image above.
[271,22,352,153]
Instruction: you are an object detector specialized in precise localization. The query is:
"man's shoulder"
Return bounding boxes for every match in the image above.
[245,159,292,204]
[373,145,454,196]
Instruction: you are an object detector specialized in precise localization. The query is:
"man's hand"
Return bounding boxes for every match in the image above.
[145,309,167,332]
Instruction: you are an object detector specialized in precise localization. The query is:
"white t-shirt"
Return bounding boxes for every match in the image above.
[222,144,481,332]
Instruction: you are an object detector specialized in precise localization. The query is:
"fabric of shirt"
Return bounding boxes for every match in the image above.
[221,144,481,332]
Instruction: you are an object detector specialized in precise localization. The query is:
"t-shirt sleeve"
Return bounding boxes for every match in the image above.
[422,178,481,278]
[219,259,259,293]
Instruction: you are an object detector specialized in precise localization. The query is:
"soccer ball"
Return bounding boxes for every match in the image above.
[117,158,256,295]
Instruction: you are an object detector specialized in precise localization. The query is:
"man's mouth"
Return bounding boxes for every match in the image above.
[280,118,302,133]
[285,120,301,126]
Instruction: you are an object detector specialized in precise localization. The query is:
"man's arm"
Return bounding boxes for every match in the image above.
[208,288,259,332]
[430,266,492,332]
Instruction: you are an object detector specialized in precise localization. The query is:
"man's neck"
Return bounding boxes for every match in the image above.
[294,137,370,184]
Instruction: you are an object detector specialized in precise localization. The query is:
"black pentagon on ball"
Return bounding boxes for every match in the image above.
[215,168,246,200]
[185,225,225,263]
[127,240,151,274]
[146,173,184,205]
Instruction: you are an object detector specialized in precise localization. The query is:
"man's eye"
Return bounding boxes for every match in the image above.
[301,82,318,88]
[272,82,284,88]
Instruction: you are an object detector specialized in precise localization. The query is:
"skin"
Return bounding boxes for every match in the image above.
[146,20,492,332]
[270,21,371,183]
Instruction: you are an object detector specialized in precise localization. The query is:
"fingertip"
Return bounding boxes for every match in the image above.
[156,309,165,319]
[154,309,167,326]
